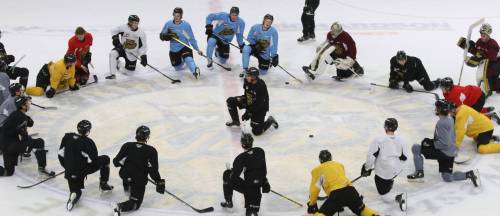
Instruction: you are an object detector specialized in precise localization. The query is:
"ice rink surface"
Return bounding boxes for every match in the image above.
[1,0,500,215]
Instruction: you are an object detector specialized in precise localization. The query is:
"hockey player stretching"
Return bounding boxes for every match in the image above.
[407,100,479,186]
[302,22,363,81]
[388,50,440,92]
[0,29,30,87]
[307,150,380,216]
[113,126,165,216]
[205,6,245,69]
[58,120,113,211]
[220,133,270,216]
[160,7,202,79]
[241,14,279,77]
[106,15,148,80]
[225,67,278,135]
[361,118,407,211]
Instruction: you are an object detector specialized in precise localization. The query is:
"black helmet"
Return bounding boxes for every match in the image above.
[64,53,76,64]
[14,96,29,109]
[246,67,259,77]
[241,133,254,149]
[396,50,407,61]
[173,7,183,17]
[230,6,239,15]
[319,150,332,163]
[77,120,92,135]
[263,14,274,22]
[136,125,151,142]
[435,99,453,115]
[128,15,140,22]
[440,77,454,90]
[9,83,22,96]
[384,118,398,132]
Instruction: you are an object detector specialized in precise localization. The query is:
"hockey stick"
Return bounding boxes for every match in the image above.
[9,54,26,73]
[57,75,99,94]
[317,174,366,201]
[171,37,231,71]
[270,189,303,207]
[148,179,214,213]
[127,52,181,84]
[17,171,65,189]
[31,102,57,110]
[370,83,440,100]
[458,18,485,85]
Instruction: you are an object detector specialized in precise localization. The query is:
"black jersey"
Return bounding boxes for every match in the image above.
[58,133,98,179]
[389,56,427,83]
[2,110,32,154]
[231,147,267,186]
[243,78,269,114]
[113,142,162,185]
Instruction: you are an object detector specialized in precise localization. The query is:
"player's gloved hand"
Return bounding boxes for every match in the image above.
[205,24,213,36]
[112,35,123,51]
[156,179,166,194]
[26,116,34,127]
[389,80,399,89]
[159,32,170,41]
[83,52,92,65]
[140,55,148,67]
[69,84,79,91]
[403,83,413,93]
[421,138,434,147]
[271,54,279,67]
[45,88,56,98]
[360,163,372,177]
[262,178,271,193]
[457,37,475,50]
[4,55,15,64]
[307,202,319,214]
[239,44,245,53]
[242,112,252,121]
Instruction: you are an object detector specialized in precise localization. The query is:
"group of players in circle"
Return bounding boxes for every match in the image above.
[0,3,500,216]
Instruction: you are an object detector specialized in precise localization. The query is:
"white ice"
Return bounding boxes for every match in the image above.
[1,0,500,215]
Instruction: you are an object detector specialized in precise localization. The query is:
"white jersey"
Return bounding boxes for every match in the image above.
[111,24,147,61]
[364,134,408,180]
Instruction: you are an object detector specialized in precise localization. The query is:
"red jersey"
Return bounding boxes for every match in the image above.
[443,85,483,107]
[472,37,499,62]
[67,32,93,69]
[326,31,357,60]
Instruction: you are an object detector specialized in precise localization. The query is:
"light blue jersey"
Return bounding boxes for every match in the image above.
[160,20,200,53]
[246,24,278,59]
[206,12,245,46]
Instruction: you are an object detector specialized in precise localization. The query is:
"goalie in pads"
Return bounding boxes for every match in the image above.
[302,22,364,81]
[457,23,500,94]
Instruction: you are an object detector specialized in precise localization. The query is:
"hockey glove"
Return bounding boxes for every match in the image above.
[389,80,399,89]
[112,35,123,50]
[156,179,166,194]
[26,116,34,127]
[239,44,245,53]
[140,55,148,67]
[83,52,92,65]
[45,88,56,98]
[403,83,413,93]
[159,32,170,41]
[4,55,15,64]
[262,178,271,193]
[69,84,79,91]
[205,24,213,36]
[271,54,279,67]
[360,163,372,177]
[457,37,475,51]
[242,111,252,121]
[307,202,319,214]
[421,138,434,147]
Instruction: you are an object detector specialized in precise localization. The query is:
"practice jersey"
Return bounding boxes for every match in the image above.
[471,38,499,62]
[113,141,162,185]
[364,134,407,180]
[232,147,267,186]
[309,161,351,204]
[443,85,483,108]
[67,32,93,69]
[455,105,494,145]
[389,55,426,83]
[47,59,76,90]
[160,20,199,53]
[243,78,269,113]
[111,24,147,61]
[0,96,15,127]
[326,31,356,60]
[58,133,99,179]
[247,24,278,59]
[206,12,245,46]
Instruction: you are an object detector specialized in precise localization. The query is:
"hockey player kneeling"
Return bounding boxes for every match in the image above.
[225,67,278,135]
[58,120,114,211]
[112,126,165,216]
[302,22,363,81]
[362,118,407,211]
[0,96,54,177]
[388,50,440,93]
[407,100,479,186]
[307,150,380,216]
[220,133,270,216]
[26,54,78,98]
[451,103,500,154]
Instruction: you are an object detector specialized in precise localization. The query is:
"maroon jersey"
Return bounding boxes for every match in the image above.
[326,31,357,59]
[472,38,499,62]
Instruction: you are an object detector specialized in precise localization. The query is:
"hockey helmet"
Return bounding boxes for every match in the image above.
[173,7,183,17]
[77,120,92,135]
[64,53,76,64]
[319,150,332,163]
[330,22,343,37]
[440,77,454,90]
[128,15,140,22]
[435,99,453,115]
[246,67,259,78]
[230,6,240,15]
[480,23,492,36]
[136,125,151,142]
[263,14,274,22]
[396,50,407,61]
[9,83,23,96]
[241,132,254,149]
[384,118,398,132]
[14,96,29,109]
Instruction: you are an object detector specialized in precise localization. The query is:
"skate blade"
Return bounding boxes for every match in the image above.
[407,178,425,183]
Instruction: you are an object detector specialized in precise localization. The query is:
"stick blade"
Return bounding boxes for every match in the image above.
[44,106,58,110]
[195,207,214,213]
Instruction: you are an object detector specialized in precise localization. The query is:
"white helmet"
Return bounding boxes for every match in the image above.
[330,22,343,37]
[480,23,492,36]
